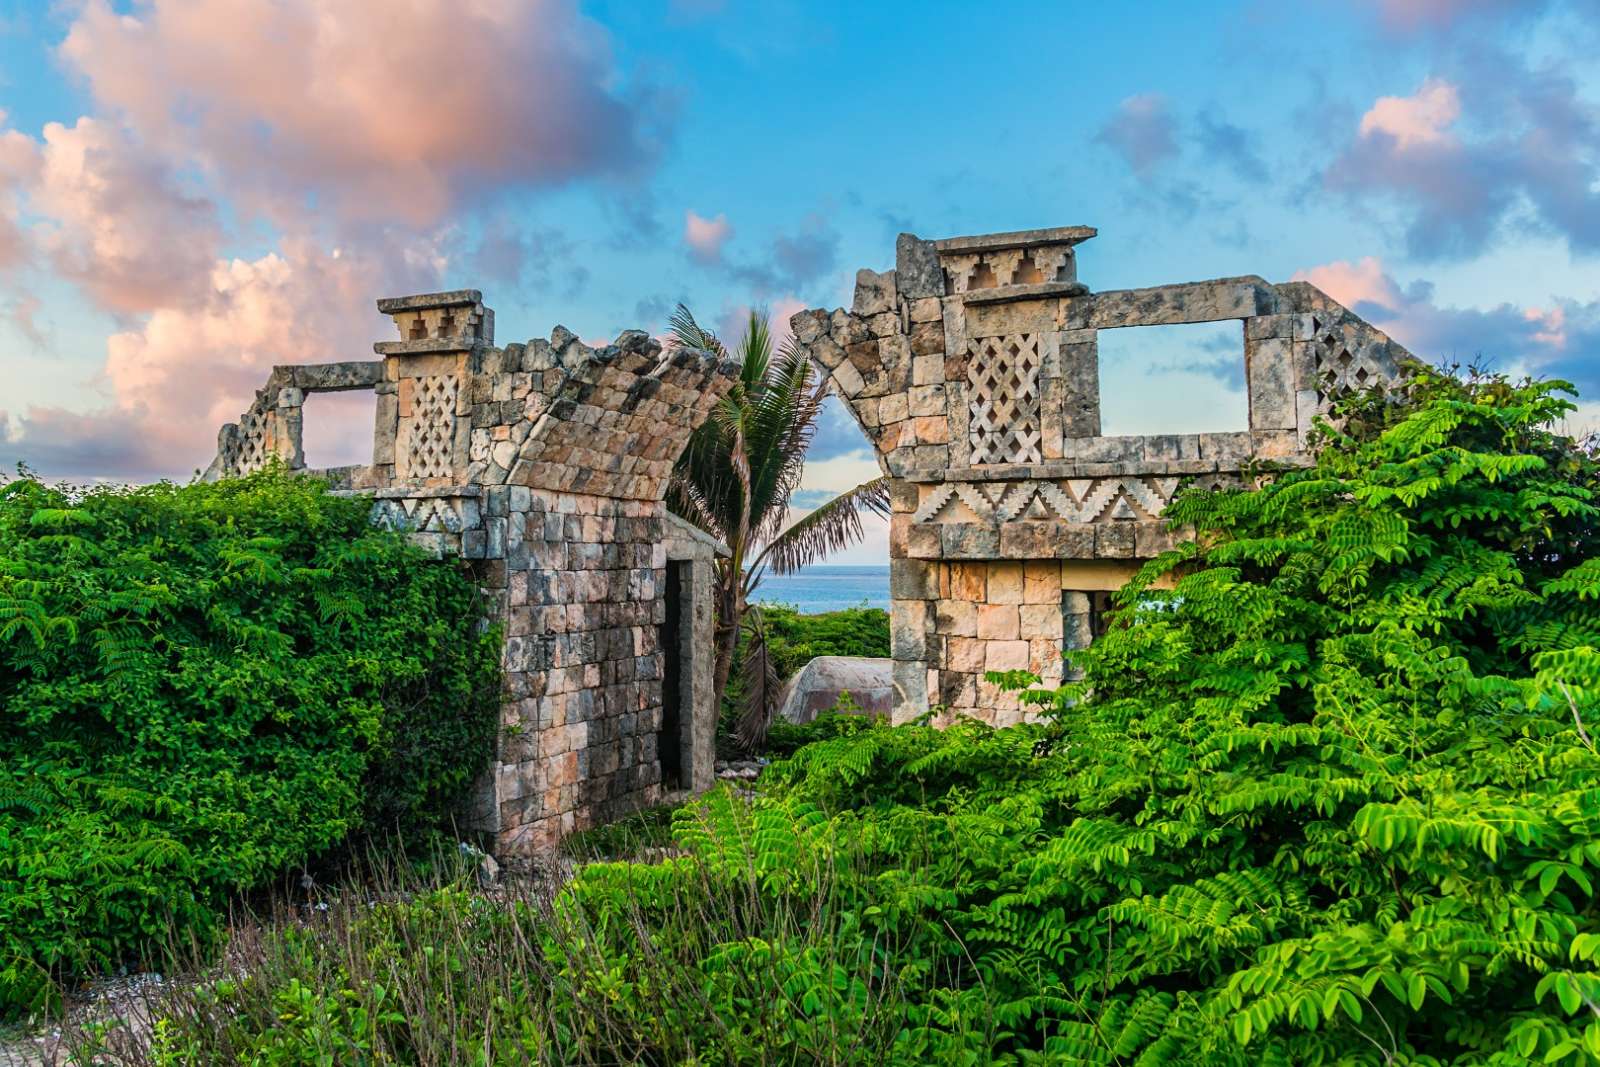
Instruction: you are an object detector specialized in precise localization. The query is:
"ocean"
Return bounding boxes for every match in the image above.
[751,565,890,613]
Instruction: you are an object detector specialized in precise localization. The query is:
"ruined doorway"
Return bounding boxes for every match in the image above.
[659,560,689,789]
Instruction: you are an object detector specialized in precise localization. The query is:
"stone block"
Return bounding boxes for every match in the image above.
[1134,522,1176,557]
[913,416,950,444]
[985,640,1029,672]
[941,523,998,558]
[831,359,864,397]
[896,234,943,299]
[854,268,898,317]
[912,354,944,386]
[977,604,1020,640]
[1023,561,1058,603]
[879,393,909,424]
[1095,523,1135,558]
[909,297,942,323]
[948,636,984,673]
[909,322,943,357]
[791,308,829,345]
[1019,603,1062,640]
[889,558,938,600]
[1247,337,1296,431]
[951,562,987,601]
[988,562,1024,604]
[935,599,977,636]
[906,523,942,558]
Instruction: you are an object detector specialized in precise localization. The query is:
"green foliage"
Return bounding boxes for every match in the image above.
[747,371,1600,1062]
[721,604,889,753]
[0,469,500,1016]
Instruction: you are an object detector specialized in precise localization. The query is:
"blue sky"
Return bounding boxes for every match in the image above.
[1,0,1598,562]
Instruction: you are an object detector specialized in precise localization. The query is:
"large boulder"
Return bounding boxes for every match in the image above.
[775,656,894,725]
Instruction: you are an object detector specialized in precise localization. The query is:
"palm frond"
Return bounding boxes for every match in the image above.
[734,608,783,753]
[753,476,891,576]
[667,303,726,358]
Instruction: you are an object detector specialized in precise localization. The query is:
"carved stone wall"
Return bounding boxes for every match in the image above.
[206,290,738,854]
[792,227,1414,725]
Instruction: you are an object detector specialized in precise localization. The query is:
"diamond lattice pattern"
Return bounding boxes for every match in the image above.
[405,374,459,479]
[967,334,1042,464]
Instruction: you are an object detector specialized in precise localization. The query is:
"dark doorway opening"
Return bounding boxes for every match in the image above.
[659,561,686,789]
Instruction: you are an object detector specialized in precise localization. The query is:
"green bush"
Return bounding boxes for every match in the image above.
[756,370,1600,1062]
[0,469,501,1015]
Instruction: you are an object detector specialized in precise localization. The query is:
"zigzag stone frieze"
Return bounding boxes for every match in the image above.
[913,474,1234,525]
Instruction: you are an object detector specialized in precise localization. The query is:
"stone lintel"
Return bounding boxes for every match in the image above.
[376,289,484,314]
[278,361,385,391]
[1084,276,1277,328]
[963,280,1089,306]
[933,226,1097,254]
[374,337,483,356]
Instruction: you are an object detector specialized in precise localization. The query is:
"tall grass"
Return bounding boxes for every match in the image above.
[57,802,996,1065]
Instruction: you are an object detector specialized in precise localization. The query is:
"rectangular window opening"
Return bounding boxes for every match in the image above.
[300,390,378,470]
[1096,321,1249,437]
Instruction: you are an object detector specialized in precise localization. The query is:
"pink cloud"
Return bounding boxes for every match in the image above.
[57,0,663,227]
[1359,78,1460,149]
[1362,0,1534,32]
[684,210,733,265]
[28,117,220,313]
[0,112,39,270]
[1292,257,1600,394]
[1095,93,1178,175]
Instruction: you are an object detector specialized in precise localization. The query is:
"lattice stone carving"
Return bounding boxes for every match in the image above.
[222,409,271,475]
[1308,313,1396,410]
[370,496,468,533]
[404,374,459,479]
[967,334,1042,464]
[913,474,1242,525]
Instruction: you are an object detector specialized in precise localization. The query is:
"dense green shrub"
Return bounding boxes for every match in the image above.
[754,371,1600,1062]
[0,469,501,1014]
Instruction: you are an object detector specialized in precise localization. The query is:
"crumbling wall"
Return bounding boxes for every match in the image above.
[791,227,1414,725]
[207,291,737,853]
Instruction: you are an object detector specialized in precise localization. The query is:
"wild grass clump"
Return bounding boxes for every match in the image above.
[61,798,993,1066]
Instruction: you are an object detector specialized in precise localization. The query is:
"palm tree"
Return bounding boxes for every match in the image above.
[665,304,889,750]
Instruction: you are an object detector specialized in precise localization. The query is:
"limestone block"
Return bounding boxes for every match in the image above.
[1019,603,1062,640]
[935,599,977,636]
[1088,279,1276,328]
[908,384,945,418]
[867,312,899,339]
[831,311,869,347]
[890,558,938,600]
[913,416,950,445]
[988,562,1024,604]
[948,636,984,673]
[941,523,998,558]
[1095,523,1135,558]
[909,322,943,357]
[1023,561,1058,603]
[912,354,944,386]
[1247,337,1296,430]
[879,393,910,424]
[831,359,864,398]
[910,297,942,323]
[812,335,848,372]
[950,562,986,601]
[977,604,1020,640]
[891,600,930,659]
[896,234,944,299]
[1198,431,1253,462]
[985,640,1029,671]
[791,308,828,345]
[853,268,898,317]
[1134,523,1176,557]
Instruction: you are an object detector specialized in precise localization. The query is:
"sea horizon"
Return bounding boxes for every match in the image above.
[751,563,889,613]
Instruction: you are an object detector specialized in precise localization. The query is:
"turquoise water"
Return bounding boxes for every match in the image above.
[752,565,889,612]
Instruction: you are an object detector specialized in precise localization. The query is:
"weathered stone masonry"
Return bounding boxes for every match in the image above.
[790,226,1414,726]
[206,291,738,853]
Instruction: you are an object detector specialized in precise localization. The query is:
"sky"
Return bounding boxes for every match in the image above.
[1,0,1598,564]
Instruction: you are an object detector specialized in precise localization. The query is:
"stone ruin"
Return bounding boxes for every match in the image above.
[788,226,1414,726]
[202,226,1416,850]
[205,291,736,852]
